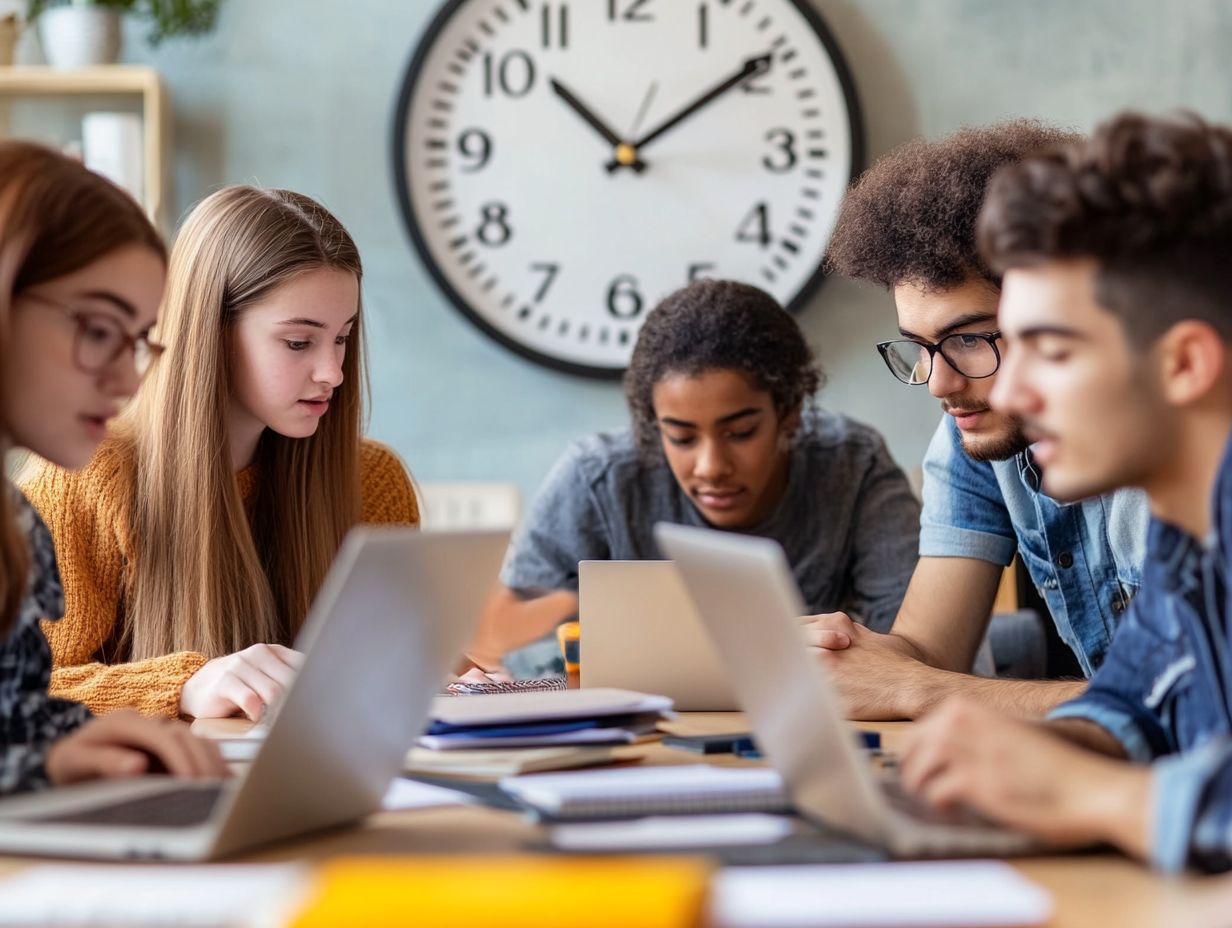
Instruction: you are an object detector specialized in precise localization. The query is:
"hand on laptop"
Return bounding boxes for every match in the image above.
[180,643,305,721]
[454,665,514,685]
[800,612,932,719]
[45,710,229,784]
[898,697,1151,858]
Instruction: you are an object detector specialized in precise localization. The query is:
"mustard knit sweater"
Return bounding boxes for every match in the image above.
[20,438,419,719]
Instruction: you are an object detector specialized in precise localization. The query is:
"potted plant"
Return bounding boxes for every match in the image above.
[27,0,221,68]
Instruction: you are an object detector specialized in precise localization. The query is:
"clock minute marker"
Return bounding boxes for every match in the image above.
[757,16,772,31]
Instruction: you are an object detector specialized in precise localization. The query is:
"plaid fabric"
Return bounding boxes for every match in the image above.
[0,486,91,792]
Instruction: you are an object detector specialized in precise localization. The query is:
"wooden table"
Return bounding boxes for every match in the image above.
[179,712,1232,927]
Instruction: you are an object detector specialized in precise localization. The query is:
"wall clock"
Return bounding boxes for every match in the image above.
[392,0,863,378]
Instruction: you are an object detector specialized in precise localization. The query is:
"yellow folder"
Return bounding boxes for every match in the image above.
[287,856,712,928]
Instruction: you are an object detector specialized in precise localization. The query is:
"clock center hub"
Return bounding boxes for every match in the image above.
[614,143,640,167]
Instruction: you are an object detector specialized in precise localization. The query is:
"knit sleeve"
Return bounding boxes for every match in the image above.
[19,448,209,718]
[50,652,207,719]
[358,440,420,526]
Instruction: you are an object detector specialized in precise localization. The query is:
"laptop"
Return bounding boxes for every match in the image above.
[579,560,737,711]
[655,523,1040,858]
[0,527,509,860]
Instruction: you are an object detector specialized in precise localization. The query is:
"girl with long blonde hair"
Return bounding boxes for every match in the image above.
[0,140,224,786]
[22,185,419,720]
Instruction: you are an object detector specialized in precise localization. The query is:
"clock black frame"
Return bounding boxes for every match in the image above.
[391,0,865,380]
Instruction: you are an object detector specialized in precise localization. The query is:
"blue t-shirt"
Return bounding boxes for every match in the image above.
[502,409,921,631]
[919,415,1148,676]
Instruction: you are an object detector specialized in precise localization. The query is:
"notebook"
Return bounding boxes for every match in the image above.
[500,764,791,821]
[404,745,622,778]
[711,861,1053,927]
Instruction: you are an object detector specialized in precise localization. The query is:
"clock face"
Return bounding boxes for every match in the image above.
[393,0,862,378]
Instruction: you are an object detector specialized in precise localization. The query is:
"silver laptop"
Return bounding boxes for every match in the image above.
[0,527,508,860]
[655,523,1039,858]
[579,560,737,711]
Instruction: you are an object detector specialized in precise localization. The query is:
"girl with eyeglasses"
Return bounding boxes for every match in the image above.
[0,141,225,788]
[21,185,420,721]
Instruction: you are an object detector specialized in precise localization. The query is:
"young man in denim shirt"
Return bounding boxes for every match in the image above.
[811,121,1149,718]
[901,112,1232,872]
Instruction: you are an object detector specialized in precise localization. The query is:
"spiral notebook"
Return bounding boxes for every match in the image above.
[500,764,791,821]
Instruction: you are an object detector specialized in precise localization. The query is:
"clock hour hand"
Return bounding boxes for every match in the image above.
[605,53,772,173]
[549,77,647,173]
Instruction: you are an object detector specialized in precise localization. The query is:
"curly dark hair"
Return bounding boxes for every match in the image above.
[979,112,1232,347]
[825,120,1080,291]
[624,279,823,455]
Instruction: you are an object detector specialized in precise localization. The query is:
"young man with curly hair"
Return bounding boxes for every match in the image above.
[812,121,1150,718]
[900,112,1232,873]
[480,279,921,671]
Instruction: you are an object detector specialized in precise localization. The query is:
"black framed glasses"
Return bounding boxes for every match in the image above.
[23,293,165,378]
[876,332,1003,385]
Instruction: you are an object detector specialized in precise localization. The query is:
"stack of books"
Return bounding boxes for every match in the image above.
[404,688,674,779]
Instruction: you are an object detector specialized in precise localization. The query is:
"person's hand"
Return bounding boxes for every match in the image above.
[455,665,514,685]
[180,644,304,721]
[899,697,1151,857]
[800,612,930,719]
[46,710,229,785]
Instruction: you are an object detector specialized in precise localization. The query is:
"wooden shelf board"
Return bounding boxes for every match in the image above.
[0,65,160,95]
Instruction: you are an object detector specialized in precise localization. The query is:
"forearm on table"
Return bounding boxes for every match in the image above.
[899,667,1087,718]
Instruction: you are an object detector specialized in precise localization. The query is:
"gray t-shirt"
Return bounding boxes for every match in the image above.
[501,409,921,631]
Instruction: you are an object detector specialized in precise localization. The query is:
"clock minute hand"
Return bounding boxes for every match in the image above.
[549,77,647,173]
[605,53,772,172]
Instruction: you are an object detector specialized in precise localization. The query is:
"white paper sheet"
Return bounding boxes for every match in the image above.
[712,860,1053,928]
[551,813,795,850]
[381,777,476,811]
[0,864,307,927]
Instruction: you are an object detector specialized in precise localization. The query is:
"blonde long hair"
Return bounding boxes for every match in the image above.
[117,186,364,660]
[0,142,163,637]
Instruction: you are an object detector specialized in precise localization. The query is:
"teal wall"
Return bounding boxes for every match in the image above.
[11,1,1232,500]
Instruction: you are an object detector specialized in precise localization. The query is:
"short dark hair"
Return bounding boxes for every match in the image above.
[978,112,1232,347]
[826,120,1079,291]
[624,279,823,454]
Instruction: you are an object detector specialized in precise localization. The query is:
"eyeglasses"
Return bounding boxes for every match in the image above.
[876,332,1003,385]
[22,292,165,378]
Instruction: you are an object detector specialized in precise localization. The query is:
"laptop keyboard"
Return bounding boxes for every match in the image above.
[25,787,224,829]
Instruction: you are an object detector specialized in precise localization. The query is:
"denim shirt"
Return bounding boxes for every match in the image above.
[920,416,1148,676]
[1050,432,1232,873]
